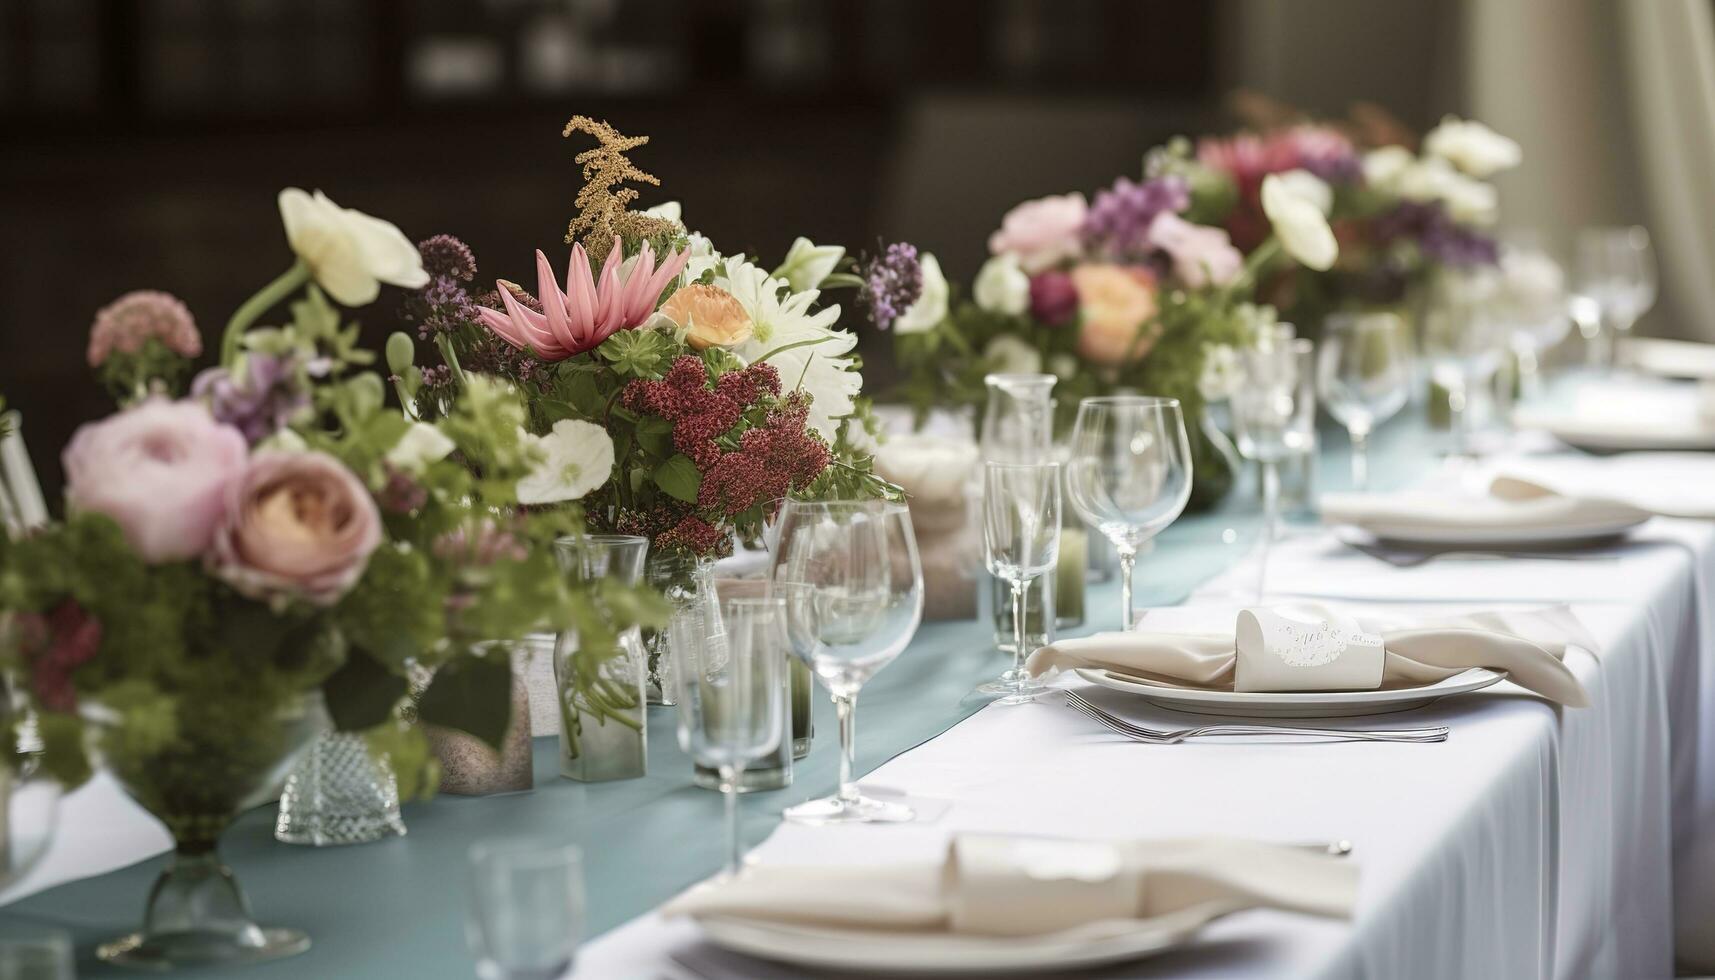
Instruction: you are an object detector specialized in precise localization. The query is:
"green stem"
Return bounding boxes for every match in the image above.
[222,261,311,366]
[941,319,976,357]
[435,333,468,388]
[1230,238,1282,298]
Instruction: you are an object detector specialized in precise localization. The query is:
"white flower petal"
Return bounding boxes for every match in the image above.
[516,419,615,505]
[893,253,949,334]
[773,237,846,293]
[385,421,457,472]
[1261,174,1338,272]
[973,253,1031,316]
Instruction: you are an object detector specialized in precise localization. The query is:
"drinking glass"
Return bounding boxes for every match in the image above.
[0,924,73,980]
[978,462,1061,704]
[768,499,924,824]
[1064,397,1192,629]
[1572,226,1656,369]
[466,838,584,980]
[1422,271,1504,459]
[1317,313,1413,490]
[1497,232,1570,400]
[669,596,787,877]
[980,373,1058,658]
[1232,339,1316,601]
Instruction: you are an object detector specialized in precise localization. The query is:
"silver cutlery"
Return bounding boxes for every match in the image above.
[1063,689,1449,744]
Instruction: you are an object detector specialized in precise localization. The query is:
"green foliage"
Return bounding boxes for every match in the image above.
[96,338,196,405]
[652,454,701,503]
[597,327,677,378]
[415,651,515,750]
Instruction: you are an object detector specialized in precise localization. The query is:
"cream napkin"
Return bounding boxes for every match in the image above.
[663,836,1355,936]
[1321,477,1650,536]
[1025,602,1591,707]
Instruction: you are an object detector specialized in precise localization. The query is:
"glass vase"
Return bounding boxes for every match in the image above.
[642,553,717,705]
[274,730,404,846]
[554,534,650,782]
[85,692,326,969]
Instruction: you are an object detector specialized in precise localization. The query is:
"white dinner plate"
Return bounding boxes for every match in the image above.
[1331,519,1644,551]
[1622,337,1715,380]
[693,904,1222,975]
[1513,408,1715,453]
[1075,667,1506,718]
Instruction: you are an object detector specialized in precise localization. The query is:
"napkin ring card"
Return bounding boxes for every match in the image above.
[947,836,1134,936]
[1234,609,1384,692]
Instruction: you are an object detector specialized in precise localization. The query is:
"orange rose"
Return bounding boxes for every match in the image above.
[1071,264,1159,366]
[659,284,753,350]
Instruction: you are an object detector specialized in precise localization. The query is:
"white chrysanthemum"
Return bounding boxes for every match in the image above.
[516,419,615,505]
[385,421,456,473]
[722,259,861,439]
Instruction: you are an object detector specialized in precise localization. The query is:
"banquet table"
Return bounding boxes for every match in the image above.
[4,412,1714,979]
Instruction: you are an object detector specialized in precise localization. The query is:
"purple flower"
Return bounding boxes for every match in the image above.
[858,242,923,330]
[418,234,477,281]
[191,352,311,444]
[1372,201,1499,268]
[1028,271,1079,326]
[1081,176,1191,259]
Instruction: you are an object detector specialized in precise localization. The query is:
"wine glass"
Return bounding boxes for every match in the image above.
[978,462,1061,704]
[465,838,584,980]
[669,596,787,877]
[1573,226,1656,369]
[1497,232,1570,401]
[1231,339,1316,601]
[1064,397,1192,629]
[768,499,924,824]
[1317,313,1413,490]
[1422,271,1504,460]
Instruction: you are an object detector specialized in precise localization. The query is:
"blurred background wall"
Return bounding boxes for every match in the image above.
[0,0,1693,495]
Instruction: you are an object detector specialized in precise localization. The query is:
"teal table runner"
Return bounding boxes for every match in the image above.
[1,419,1433,978]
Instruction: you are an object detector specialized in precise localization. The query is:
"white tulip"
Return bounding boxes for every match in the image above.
[1423,116,1521,178]
[982,334,1044,376]
[516,419,616,505]
[1260,174,1339,271]
[277,189,429,307]
[644,200,684,225]
[1362,146,1416,193]
[1272,169,1333,216]
[893,253,949,335]
[972,253,1031,316]
[385,421,456,473]
[1396,158,1498,225]
[772,237,846,293]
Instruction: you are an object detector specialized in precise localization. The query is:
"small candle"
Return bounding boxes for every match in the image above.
[1056,526,1087,625]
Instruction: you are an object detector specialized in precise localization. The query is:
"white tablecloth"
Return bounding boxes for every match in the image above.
[581,449,1715,979]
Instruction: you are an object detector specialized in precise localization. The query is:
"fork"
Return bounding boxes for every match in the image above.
[1063,689,1449,744]
[1347,541,1609,569]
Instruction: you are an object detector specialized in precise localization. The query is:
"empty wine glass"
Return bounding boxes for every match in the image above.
[669,596,787,877]
[769,500,923,824]
[1232,339,1316,601]
[1497,232,1570,400]
[1573,226,1656,369]
[466,838,584,980]
[1317,313,1412,490]
[978,462,1061,704]
[1064,397,1192,629]
[1422,271,1504,460]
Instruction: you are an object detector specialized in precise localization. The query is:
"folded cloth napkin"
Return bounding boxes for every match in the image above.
[663,835,1355,937]
[1321,477,1650,536]
[1025,602,1591,706]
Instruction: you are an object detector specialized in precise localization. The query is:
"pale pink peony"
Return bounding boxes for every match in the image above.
[1071,264,1159,366]
[209,451,382,606]
[62,400,248,563]
[87,290,202,368]
[1147,213,1244,288]
[987,193,1088,274]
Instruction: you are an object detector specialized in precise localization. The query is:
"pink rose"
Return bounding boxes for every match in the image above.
[210,451,382,606]
[62,400,248,563]
[988,193,1088,274]
[1071,264,1160,366]
[1028,270,1080,326]
[1147,212,1244,288]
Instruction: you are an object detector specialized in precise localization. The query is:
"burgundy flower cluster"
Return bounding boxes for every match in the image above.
[623,357,782,469]
[16,599,102,713]
[608,503,728,557]
[698,393,831,518]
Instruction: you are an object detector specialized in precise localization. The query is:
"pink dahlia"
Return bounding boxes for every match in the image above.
[476,237,690,361]
[87,290,201,368]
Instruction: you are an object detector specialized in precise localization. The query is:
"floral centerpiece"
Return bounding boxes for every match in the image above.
[0,190,658,967]
[889,146,1339,508]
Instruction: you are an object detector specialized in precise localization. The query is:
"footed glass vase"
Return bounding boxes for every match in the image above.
[274,730,405,846]
[85,692,327,970]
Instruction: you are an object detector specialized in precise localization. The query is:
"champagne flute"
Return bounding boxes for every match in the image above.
[669,596,787,877]
[1232,339,1316,601]
[1573,226,1656,369]
[1317,313,1412,490]
[1422,270,1503,460]
[769,500,924,824]
[1064,397,1192,629]
[978,462,1061,704]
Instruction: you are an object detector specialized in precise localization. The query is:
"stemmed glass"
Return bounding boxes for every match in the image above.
[768,499,924,824]
[1232,339,1316,601]
[1064,397,1192,629]
[669,596,787,877]
[1422,273,1504,460]
[978,462,1061,704]
[1572,226,1656,369]
[1497,232,1570,401]
[465,837,584,980]
[1317,313,1413,490]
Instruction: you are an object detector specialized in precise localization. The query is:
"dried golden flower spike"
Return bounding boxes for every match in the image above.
[563,115,676,265]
